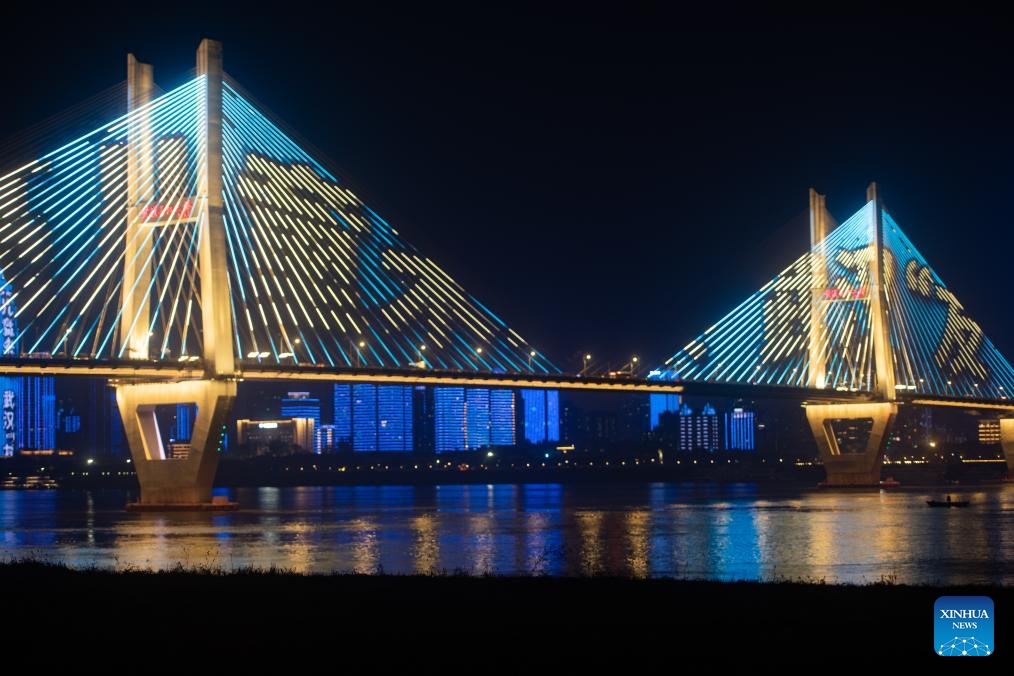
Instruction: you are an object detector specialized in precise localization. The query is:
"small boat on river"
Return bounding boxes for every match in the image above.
[927,496,969,508]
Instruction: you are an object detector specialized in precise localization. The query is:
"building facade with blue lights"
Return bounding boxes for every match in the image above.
[333,383,414,452]
[520,389,559,444]
[0,275,56,456]
[649,393,682,430]
[173,403,195,443]
[433,387,516,452]
[281,392,322,452]
[724,408,755,451]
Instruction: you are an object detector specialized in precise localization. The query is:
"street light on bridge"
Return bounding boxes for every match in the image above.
[581,353,592,376]
[416,344,427,368]
[528,350,536,371]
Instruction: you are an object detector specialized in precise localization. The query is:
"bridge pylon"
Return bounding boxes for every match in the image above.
[804,183,898,487]
[117,39,238,509]
[1000,419,1014,480]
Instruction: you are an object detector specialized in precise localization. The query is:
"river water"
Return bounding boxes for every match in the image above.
[2,482,1013,585]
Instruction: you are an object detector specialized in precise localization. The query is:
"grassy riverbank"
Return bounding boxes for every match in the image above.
[3,559,1006,661]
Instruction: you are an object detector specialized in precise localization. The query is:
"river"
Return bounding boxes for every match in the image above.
[2,481,1012,585]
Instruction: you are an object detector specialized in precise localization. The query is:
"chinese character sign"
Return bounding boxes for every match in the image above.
[0,281,16,356]
[2,387,15,457]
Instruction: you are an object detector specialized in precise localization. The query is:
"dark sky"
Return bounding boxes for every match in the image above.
[1,5,1012,374]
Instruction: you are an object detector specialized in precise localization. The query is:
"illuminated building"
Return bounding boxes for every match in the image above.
[490,390,515,446]
[316,424,337,453]
[520,389,560,444]
[979,419,1001,445]
[724,407,755,450]
[0,274,56,455]
[678,404,692,452]
[465,389,490,449]
[0,376,56,455]
[173,403,195,443]
[434,387,466,452]
[63,415,81,433]
[352,384,377,451]
[236,418,315,454]
[281,392,321,451]
[376,385,413,451]
[334,384,352,445]
[678,403,719,452]
[333,383,413,452]
[433,387,515,452]
[650,393,682,430]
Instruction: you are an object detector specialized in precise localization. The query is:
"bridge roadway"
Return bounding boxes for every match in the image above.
[2,356,1011,409]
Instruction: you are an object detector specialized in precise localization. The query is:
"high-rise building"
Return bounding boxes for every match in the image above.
[979,419,1001,445]
[490,390,515,447]
[0,377,15,457]
[433,387,515,452]
[173,403,196,443]
[434,387,466,452]
[650,393,682,430]
[0,275,56,455]
[377,385,413,451]
[412,386,434,453]
[106,385,124,456]
[352,383,377,452]
[333,383,414,452]
[466,388,491,449]
[316,424,337,453]
[678,402,719,452]
[334,384,353,446]
[0,375,56,454]
[678,404,693,452]
[520,389,559,444]
[724,407,755,451]
[281,392,321,452]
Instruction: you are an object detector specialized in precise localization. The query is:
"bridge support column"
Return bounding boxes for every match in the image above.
[1000,419,1014,479]
[805,402,898,486]
[116,379,236,508]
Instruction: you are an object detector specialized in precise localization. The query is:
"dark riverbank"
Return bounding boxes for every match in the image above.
[3,560,1006,661]
[13,454,1006,491]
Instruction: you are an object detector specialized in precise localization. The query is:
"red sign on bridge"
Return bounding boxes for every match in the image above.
[141,198,194,222]
[823,286,867,300]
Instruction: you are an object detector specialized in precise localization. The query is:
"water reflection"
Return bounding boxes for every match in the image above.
[1,482,1013,585]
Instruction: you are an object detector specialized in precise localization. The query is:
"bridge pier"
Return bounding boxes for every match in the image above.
[805,402,898,486]
[1000,419,1014,479]
[116,379,237,508]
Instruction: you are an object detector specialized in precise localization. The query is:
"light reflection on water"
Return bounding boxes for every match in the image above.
[2,482,1013,585]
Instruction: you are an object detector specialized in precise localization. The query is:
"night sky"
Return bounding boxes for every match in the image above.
[1,6,1012,374]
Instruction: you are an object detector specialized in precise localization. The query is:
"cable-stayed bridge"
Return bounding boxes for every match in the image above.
[649,185,1014,485]
[0,39,1011,505]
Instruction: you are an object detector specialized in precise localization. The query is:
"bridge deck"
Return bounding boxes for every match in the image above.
[2,357,1011,407]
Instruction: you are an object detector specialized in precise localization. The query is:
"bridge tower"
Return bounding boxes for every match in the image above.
[115,39,237,508]
[803,183,898,486]
[1000,419,1014,479]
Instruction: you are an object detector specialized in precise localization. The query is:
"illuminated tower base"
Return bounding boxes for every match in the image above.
[116,379,236,508]
[1000,418,1014,479]
[805,402,898,487]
